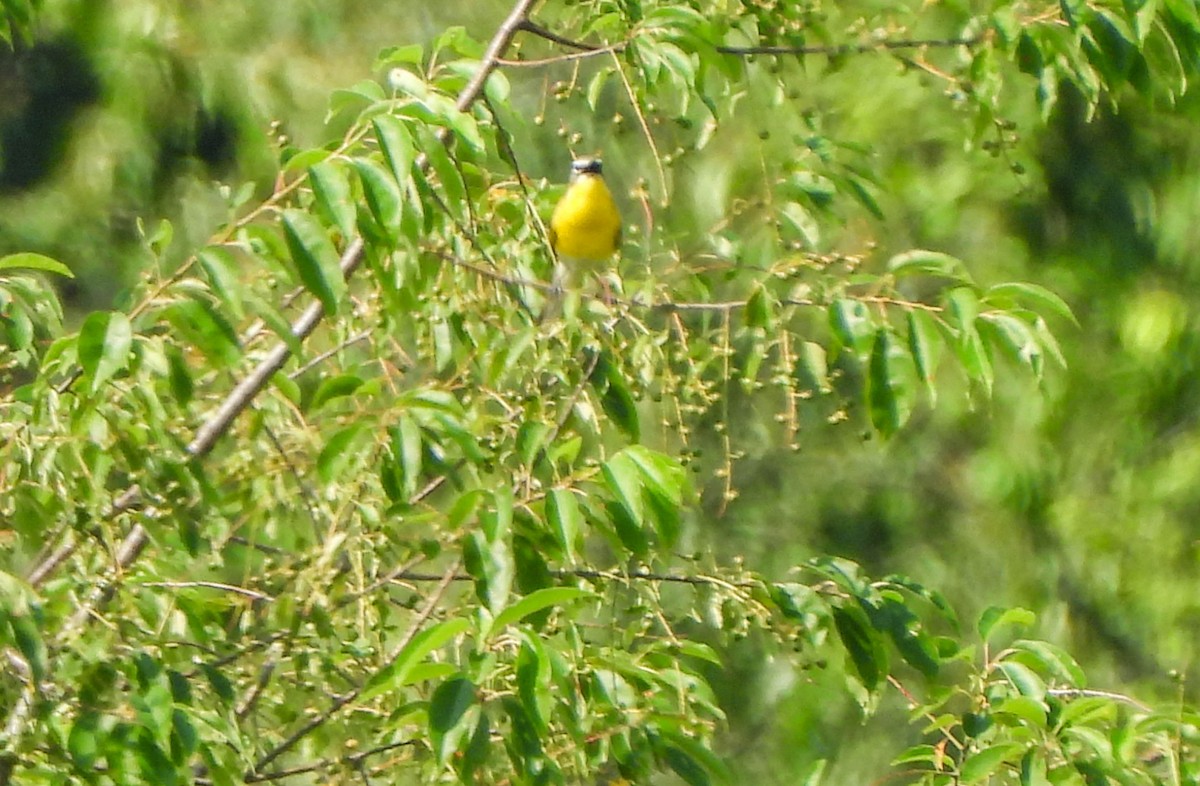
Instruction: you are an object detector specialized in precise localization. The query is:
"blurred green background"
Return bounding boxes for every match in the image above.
[5,0,1199,782]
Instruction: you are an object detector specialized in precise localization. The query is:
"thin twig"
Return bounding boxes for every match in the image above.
[499,23,980,68]
[611,49,667,204]
[141,581,274,601]
[517,19,602,50]
[497,43,625,68]
[368,567,759,590]
[236,656,278,721]
[234,741,417,784]
[714,37,981,56]
[288,331,373,379]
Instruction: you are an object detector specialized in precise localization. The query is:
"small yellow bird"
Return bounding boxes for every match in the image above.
[548,157,622,282]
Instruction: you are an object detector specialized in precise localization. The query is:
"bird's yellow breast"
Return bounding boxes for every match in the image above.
[550,174,622,262]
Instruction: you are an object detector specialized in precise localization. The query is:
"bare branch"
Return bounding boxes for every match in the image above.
[715,36,981,56]
[288,330,373,379]
[141,581,275,601]
[516,19,602,51]
[498,22,981,69]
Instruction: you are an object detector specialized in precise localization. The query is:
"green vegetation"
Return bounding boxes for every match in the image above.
[3,0,1200,783]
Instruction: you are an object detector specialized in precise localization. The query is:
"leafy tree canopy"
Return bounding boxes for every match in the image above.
[3,0,1200,784]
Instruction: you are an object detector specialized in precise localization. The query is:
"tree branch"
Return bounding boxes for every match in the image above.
[499,21,981,68]
[714,36,981,57]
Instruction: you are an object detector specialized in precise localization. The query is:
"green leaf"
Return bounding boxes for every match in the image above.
[200,664,234,704]
[490,587,592,636]
[832,605,885,691]
[792,341,829,395]
[308,160,357,237]
[978,606,1035,643]
[390,416,423,499]
[943,289,993,395]
[662,742,711,786]
[417,124,467,215]
[867,329,917,437]
[463,530,513,615]
[457,710,490,782]
[197,247,245,321]
[606,498,649,556]
[887,249,972,282]
[1011,639,1086,687]
[993,695,1049,727]
[360,617,471,701]
[373,115,416,186]
[9,614,47,682]
[871,596,939,678]
[959,743,1025,784]
[546,488,583,563]
[429,676,476,733]
[310,374,364,411]
[602,451,645,529]
[282,209,345,314]
[745,285,773,330]
[830,298,873,354]
[317,423,368,485]
[353,156,404,241]
[979,312,1044,378]
[165,300,241,367]
[1020,749,1051,786]
[996,660,1047,700]
[622,445,688,506]
[984,282,1078,325]
[515,633,551,734]
[375,43,424,70]
[78,311,133,394]
[68,711,102,769]
[907,309,944,400]
[170,709,198,761]
[0,252,74,278]
[658,731,731,786]
[892,744,940,766]
[589,351,640,440]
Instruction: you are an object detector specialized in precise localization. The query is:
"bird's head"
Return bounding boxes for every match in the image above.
[570,157,604,179]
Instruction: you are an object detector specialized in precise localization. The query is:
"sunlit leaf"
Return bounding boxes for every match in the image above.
[0,252,74,278]
[282,209,345,314]
[360,618,471,701]
[960,743,1025,784]
[78,311,133,394]
[490,587,592,635]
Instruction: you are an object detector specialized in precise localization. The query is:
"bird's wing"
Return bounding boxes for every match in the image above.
[548,223,558,253]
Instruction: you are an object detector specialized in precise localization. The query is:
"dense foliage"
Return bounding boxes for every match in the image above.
[3,0,1200,784]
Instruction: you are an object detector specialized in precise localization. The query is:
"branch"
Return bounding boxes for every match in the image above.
[516,19,602,51]
[235,741,416,784]
[374,567,758,590]
[287,330,373,379]
[140,581,274,601]
[500,21,981,68]
[430,248,943,315]
[714,36,981,57]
